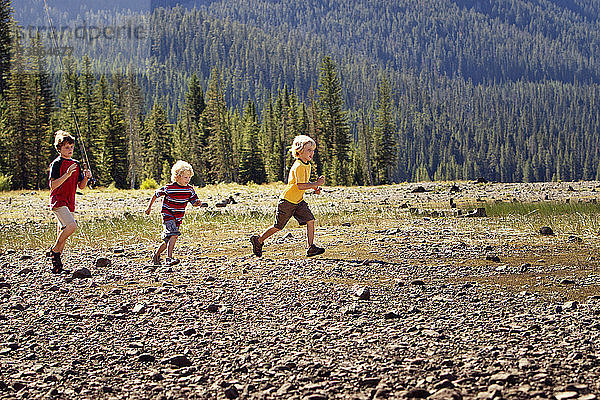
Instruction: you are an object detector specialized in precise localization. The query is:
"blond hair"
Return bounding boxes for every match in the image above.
[54,130,75,151]
[290,135,316,159]
[171,160,194,182]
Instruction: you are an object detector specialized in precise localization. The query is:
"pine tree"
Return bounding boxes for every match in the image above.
[6,31,30,189]
[238,100,266,184]
[99,99,128,188]
[373,77,397,184]
[174,73,209,185]
[0,0,11,97]
[204,68,233,182]
[124,66,144,188]
[79,57,101,177]
[27,33,54,189]
[144,103,173,182]
[317,56,351,185]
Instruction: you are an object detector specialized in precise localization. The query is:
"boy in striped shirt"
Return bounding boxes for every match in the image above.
[146,161,204,266]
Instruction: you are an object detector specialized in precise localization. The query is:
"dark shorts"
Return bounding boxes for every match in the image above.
[161,219,181,243]
[274,199,315,230]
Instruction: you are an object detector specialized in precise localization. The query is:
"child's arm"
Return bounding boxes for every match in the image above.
[297,175,325,191]
[145,194,159,215]
[49,164,77,191]
[78,169,92,189]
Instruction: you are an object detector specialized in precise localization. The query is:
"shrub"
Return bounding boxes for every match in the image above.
[0,174,12,191]
[140,178,158,190]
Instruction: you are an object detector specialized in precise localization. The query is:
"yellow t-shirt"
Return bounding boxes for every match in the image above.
[281,159,311,204]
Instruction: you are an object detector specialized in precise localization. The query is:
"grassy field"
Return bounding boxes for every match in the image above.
[2,182,600,301]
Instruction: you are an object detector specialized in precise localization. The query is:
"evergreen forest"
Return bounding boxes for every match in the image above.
[2,0,600,189]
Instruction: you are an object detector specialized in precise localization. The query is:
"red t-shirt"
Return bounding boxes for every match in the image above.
[155,183,199,226]
[49,157,84,212]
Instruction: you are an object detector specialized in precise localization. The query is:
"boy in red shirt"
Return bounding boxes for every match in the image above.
[47,131,92,273]
[146,160,204,266]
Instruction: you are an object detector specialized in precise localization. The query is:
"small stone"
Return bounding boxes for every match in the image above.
[132,303,146,314]
[410,280,425,286]
[411,186,427,193]
[486,255,501,262]
[95,258,111,268]
[303,395,327,400]
[539,226,554,235]
[563,301,578,310]
[138,353,155,363]
[341,305,360,315]
[518,358,531,369]
[224,385,239,399]
[430,388,462,400]
[561,279,576,285]
[568,235,583,243]
[383,311,401,319]
[163,354,192,368]
[207,304,220,312]
[490,372,517,385]
[520,263,531,272]
[406,388,431,398]
[359,377,380,387]
[354,286,370,300]
[183,327,196,336]
[72,268,92,279]
[18,267,33,275]
[433,379,455,390]
[554,392,578,400]
[149,371,164,381]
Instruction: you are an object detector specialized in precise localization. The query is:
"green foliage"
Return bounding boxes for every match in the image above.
[143,103,173,182]
[373,77,396,184]
[140,177,157,189]
[0,0,11,97]
[4,2,600,187]
[0,173,11,191]
[205,68,233,183]
[317,57,351,186]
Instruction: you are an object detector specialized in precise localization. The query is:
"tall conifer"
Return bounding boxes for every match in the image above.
[317,56,351,185]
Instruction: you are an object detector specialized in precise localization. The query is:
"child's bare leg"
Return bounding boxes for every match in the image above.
[154,241,167,258]
[53,222,77,253]
[166,235,178,258]
[306,220,315,247]
[259,226,280,243]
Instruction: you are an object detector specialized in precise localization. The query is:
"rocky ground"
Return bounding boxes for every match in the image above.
[1,181,600,399]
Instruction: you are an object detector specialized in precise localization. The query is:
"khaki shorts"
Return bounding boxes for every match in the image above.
[52,206,76,230]
[274,199,315,230]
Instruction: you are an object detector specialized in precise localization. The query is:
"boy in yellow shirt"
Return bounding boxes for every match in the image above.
[251,135,325,257]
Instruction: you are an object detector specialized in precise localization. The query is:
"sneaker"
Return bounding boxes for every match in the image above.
[306,244,325,257]
[165,257,180,267]
[250,235,263,257]
[49,250,64,274]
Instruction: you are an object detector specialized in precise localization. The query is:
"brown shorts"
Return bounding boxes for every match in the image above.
[274,199,315,230]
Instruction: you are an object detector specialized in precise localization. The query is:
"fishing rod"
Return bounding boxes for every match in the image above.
[42,0,96,186]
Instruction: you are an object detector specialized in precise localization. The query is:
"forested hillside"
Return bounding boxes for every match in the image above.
[2,0,600,189]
